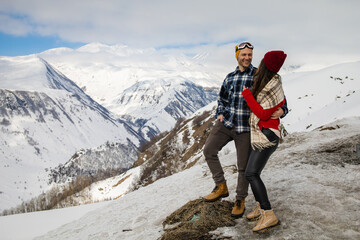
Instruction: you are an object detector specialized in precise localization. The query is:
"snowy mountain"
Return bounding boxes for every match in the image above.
[48,140,138,184]
[39,43,223,103]
[0,55,141,212]
[39,43,222,138]
[0,43,223,215]
[132,104,216,187]
[110,78,217,137]
[0,44,222,213]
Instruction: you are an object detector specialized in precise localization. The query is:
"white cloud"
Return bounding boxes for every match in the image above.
[0,14,33,36]
[0,0,359,67]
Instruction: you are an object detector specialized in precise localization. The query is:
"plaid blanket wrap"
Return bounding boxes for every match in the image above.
[249,75,284,150]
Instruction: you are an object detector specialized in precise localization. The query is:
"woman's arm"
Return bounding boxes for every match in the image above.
[242,88,285,120]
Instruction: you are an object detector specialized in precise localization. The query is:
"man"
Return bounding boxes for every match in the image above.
[203,41,288,218]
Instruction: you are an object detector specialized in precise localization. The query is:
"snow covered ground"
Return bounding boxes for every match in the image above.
[280,61,360,132]
[1,117,359,240]
[0,201,111,240]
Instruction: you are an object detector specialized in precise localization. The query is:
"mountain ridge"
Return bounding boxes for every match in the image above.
[0,56,140,211]
[0,50,222,212]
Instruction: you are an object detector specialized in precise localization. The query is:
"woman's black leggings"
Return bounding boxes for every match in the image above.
[245,128,279,210]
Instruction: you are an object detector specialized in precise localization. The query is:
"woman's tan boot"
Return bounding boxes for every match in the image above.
[204,182,229,202]
[246,201,261,221]
[253,209,280,233]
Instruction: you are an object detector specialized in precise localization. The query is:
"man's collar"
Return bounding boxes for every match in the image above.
[235,64,254,74]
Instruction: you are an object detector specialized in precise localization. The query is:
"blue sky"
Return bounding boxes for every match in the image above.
[0,0,359,67]
[0,32,84,56]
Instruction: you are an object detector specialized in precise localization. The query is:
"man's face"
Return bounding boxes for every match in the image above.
[237,48,253,71]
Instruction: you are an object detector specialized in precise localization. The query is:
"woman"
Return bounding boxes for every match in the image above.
[241,50,287,233]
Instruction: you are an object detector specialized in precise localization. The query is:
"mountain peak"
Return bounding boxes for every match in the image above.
[76,42,151,57]
[0,55,49,92]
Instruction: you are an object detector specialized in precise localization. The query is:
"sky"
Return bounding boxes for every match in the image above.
[0,0,359,69]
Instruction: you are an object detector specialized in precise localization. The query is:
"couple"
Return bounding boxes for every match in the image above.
[203,41,287,233]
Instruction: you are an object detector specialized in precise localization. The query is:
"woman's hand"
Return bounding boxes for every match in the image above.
[271,108,284,119]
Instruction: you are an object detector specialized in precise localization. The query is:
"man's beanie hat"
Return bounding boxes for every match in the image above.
[264,50,287,73]
[235,42,253,59]
[235,46,241,60]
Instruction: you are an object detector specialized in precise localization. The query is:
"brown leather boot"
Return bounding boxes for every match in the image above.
[246,201,260,221]
[253,209,280,233]
[204,182,229,202]
[231,198,245,218]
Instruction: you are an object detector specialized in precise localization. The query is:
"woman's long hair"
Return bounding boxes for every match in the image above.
[251,59,277,98]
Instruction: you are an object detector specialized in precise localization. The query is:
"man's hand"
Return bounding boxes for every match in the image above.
[271,108,284,119]
[217,115,223,122]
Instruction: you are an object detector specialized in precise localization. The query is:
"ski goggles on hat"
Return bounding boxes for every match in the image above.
[235,42,254,52]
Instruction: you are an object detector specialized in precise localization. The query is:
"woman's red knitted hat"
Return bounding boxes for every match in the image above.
[264,50,287,73]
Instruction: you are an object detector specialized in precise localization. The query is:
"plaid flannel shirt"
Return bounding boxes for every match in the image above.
[215,65,257,134]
